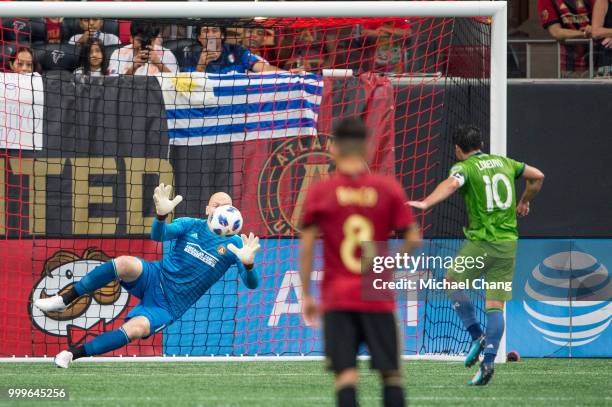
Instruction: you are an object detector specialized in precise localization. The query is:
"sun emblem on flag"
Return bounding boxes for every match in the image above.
[170,74,203,93]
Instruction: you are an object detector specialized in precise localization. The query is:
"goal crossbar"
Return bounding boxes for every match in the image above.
[1,1,508,19]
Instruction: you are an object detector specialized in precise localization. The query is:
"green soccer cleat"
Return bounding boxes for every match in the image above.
[469,363,495,386]
[464,335,485,368]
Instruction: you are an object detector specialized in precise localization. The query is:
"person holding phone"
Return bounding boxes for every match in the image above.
[68,18,120,46]
[108,22,178,76]
[184,24,279,73]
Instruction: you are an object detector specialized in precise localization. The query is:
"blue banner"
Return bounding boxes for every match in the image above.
[163,238,611,357]
[508,239,612,357]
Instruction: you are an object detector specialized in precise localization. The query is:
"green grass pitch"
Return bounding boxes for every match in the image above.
[0,359,610,406]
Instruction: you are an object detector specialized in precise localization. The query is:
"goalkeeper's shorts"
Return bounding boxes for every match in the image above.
[120,260,174,337]
[446,240,516,301]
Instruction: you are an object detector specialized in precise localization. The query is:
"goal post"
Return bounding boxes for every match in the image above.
[0,1,508,362]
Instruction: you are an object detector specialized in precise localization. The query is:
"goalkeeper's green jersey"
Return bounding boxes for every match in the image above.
[449,152,525,245]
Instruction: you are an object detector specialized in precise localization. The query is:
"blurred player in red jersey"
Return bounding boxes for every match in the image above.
[299,118,421,407]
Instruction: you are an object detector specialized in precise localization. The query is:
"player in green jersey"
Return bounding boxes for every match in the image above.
[409,125,544,385]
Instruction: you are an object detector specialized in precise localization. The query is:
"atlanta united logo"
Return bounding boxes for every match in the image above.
[257,135,334,235]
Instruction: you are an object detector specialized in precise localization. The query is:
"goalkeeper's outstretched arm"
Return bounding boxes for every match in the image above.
[228,233,261,289]
[150,183,185,242]
[150,217,190,242]
[236,261,259,289]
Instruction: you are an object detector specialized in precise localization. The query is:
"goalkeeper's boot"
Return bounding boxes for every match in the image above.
[34,295,67,313]
[54,350,73,369]
[464,335,485,368]
[468,362,494,386]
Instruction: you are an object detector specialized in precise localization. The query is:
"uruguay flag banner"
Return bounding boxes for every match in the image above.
[159,72,323,145]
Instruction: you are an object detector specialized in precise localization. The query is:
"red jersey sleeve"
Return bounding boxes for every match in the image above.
[389,180,415,232]
[300,181,323,229]
[538,0,560,28]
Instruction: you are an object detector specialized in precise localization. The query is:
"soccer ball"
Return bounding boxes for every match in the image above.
[208,205,243,237]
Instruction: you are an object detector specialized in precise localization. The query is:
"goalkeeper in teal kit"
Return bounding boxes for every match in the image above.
[34,184,261,368]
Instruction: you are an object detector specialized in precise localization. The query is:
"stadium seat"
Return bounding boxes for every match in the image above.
[0,43,16,71]
[2,18,46,44]
[102,20,121,38]
[31,44,47,68]
[35,43,79,72]
[61,18,81,42]
[164,39,200,70]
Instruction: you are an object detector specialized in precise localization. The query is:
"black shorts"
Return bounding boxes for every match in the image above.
[323,311,400,373]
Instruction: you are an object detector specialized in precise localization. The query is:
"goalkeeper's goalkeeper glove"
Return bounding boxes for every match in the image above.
[228,233,261,267]
[153,183,183,217]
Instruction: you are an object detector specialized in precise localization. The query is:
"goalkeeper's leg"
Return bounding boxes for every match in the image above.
[34,256,142,312]
[54,262,172,368]
[54,316,150,368]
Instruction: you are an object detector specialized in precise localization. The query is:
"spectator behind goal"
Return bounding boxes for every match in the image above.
[108,22,178,76]
[241,27,281,66]
[74,39,109,76]
[592,0,612,76]
[68,18,121,46]
[362,19,412,73]
[43,0,63,44]
[10,47,39,74]
[183,24,279,73]
[280,27,325,72]
[538,0,593,77]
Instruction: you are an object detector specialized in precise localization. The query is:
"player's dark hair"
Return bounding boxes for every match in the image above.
[194,24,227,42]
[130,22,160,46]
[453,125,482,153]
[332,117,368,156]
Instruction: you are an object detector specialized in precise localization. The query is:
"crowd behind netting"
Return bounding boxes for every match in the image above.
[1,17,416,77]
[2,0,612,78]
